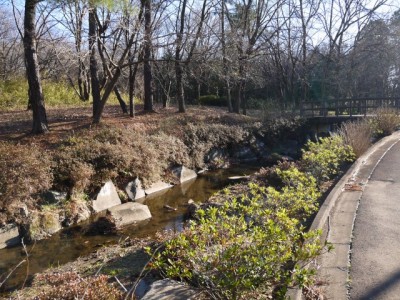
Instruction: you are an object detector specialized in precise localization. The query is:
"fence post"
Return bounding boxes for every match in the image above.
[335,99,339,116]
[364,99,367,117]
[350,99,353,117]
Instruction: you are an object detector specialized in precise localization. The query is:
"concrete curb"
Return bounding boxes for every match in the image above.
[287,131,400,300]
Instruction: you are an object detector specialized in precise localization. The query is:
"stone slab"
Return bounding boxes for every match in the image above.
[0,224,20,249]
[141,279,199,300]
[172,166,197,183]
[92,181,121,212]
[107,202,151,227]
[144,181,173,196]
[126,178,146,200]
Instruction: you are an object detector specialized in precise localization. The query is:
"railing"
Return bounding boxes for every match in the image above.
[300,97,400,117]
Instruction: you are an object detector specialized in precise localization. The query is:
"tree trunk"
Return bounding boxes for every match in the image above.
[221,0,233,113]
[175,61,185,112]
[143,0,153,112]
[175,0,187,113]
[114,86,128,113]
[89,5,102,123]
[23,0,48,134]
[128,60,140,117]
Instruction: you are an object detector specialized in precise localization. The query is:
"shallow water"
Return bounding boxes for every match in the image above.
[0,165,258,293]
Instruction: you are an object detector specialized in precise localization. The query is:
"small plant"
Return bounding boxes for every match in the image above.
[301,135,355,183]
[371,107,400,136]
[149,167,322,299]
[338,119,373,158]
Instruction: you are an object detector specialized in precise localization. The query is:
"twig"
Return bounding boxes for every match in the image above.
[0,259,26,288]
[124,243,163,300]
[21,238,34,289]
[114,276,128,292]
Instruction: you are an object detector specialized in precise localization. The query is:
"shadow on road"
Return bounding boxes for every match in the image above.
[354,269,400,299]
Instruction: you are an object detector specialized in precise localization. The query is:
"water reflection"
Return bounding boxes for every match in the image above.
[0,165,258,293]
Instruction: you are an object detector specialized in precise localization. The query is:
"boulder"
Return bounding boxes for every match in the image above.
[125,178,146,200]
[0,224,20,249]
[29,211,62,240]
[92,181,121,212]
[107,202,152,227]
[62,200,91,226]
[141,279,199,300]
[187,199,200,218]
[144,181,173,196]
[172,166,197,183]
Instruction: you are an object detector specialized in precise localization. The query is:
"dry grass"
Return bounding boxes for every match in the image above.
[338,119,373,158]
[0,142,53,224]
[372,107,400,136]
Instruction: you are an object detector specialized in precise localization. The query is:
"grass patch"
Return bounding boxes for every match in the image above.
[0,78,130,110]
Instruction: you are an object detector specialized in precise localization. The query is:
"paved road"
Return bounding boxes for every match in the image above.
[350,139,400,299]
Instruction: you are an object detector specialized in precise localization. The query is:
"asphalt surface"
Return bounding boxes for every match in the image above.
[350,139,400,299]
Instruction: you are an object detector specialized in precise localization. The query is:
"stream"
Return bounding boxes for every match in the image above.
[0,165,259,294]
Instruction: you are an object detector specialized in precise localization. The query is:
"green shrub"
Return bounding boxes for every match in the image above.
[199,95,226,107]
[0,142,53,224]
[149,167,322,299]
[371,107,400,136]
[301,135,355,183]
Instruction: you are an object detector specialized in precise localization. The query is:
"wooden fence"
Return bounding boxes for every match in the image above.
[300,97,400,117]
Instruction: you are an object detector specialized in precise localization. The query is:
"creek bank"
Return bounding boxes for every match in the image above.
[0,165,261,295]
[3,135,354,298]
[0,123,308,248]
[1,165,200,246]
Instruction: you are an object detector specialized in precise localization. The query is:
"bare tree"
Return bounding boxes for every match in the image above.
[142,0,153,112]
[23,0,48,133]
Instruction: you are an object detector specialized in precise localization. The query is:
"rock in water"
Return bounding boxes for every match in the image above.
[0,224,20,249]
[125,178,146,200]
[107,202,152,227]
[144,181,173,195]
[92,181,121,212]
[171,166,197,183]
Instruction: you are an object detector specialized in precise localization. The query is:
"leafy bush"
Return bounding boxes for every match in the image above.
[149,167,322,299]
[301,135,355,183]
[371,107,400,136]
[199,95,226,107]
[338,119,372,158]
[0,142,53,224]
[34,272,123,300]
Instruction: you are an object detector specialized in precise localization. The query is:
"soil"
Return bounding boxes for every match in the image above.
[0,104,257,148]
[8,237,155,299]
